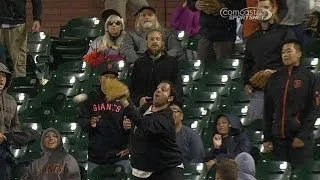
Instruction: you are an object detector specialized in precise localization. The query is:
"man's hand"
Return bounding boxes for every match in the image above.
[32,21,41,32]
[123,116,132,130]
[139,96,152,107]
[206,159,217,170]
[213,134,222,149]
[244,84,254,96]
[292,138,304,148]
[90,116,101,128]
[116,148,130,158]
[0,133,7,144]
[263,141,273,153]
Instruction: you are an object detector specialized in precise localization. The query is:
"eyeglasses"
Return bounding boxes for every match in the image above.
[107,21,121,26]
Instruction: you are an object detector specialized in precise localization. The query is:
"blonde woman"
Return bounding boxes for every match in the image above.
[83,10,126,66]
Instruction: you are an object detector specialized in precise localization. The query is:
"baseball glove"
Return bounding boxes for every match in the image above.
[101,78,130,101]
[199,0,222,15]
[249,69,276,89]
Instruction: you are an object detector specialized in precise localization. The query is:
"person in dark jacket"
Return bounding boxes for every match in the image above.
[119,81,184,180]
[263,39,320,168]
[78,65,131,174]
[0,63,20,180]
[187,0,244,61]
[21,128,81,180]
[243,0,296,122]
[205,114,251,170]
[0,0,42,77]
[130,29,183,107]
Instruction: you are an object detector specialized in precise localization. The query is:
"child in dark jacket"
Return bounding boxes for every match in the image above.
[205,114,252,170]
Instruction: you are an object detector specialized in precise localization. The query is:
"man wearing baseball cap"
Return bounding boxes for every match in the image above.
[78,63,132,175]
[120,6,183,63]
[0,62,20,179]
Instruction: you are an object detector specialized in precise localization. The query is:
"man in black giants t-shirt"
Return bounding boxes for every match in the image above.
[78,66,132,175]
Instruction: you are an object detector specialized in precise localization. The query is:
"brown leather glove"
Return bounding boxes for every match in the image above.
[101,78,130,102]
[249,69,276,89]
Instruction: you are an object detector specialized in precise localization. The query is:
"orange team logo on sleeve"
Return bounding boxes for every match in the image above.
[293,80,302,88]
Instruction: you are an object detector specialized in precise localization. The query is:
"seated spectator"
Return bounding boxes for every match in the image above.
[83,9,125,67]
[21,128,80,180]
[170,103,204,163]
[205,114,251,170]
[120,6,183,63]
[78,65,131,174]
[215,158,238,180]
[130,29,183,106]
[235,152,257,180]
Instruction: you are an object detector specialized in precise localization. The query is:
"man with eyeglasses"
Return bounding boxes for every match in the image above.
[78,64,132,175]
[120,6,183,63]
[170,103,205,163]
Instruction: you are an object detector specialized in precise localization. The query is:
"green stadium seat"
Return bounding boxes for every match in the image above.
[186,37,199,51]
[22,123,43,133]
[247,130,264,144]
[57,100,80,122]
[62,17,104,29]
[291,161,320,180]
[50,38,88,70]
[179,59,204,81]
[18,139,43,163]
[60,26,103,40]
[55,61,91,81]
[40,75,81,98]
[8,76,41,98]
[183,163,208,180]
[91,60,129,79]
[206,58,243,80]
[185,90,221,112]
[9,92,29,113]
[196,74,232,97]
[183,106,211,128]
[88,164,127,180]
[19,106,56,129]
[220,97,234,112]
[51,122,81,144]
[11,163,28,180]
[184,118,204,136]
[181,75,194,97]
[256,161,292,180]
[301,57,319,73]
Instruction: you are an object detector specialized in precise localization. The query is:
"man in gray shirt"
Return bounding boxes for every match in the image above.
[170,103,204,163]
[120,6,183,63]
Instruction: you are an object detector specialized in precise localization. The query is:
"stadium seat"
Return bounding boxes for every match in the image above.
[55,61,91,82]
[91,60,129,79]
[183,106,211,128]
[11,163,28,180]
[256,161,292,180]
[27,32,51,71]
[51,122,81,144]
[196,74,232,97]
[60,26,103,40]
[88,164,127,180]
[247,130,264,144]
[181,74,194,97]
[184,118,204,136]
[179,59,204,81]
[185,90,221,112]
[206,58,243,80]
[50,38,88,70]
[186,37,199,51]
[185,49,198,60]
[8,76,41,98]
[9,92,29,113]
[183,163,208,180]
[291,161,320,179]
[301,57,319,73]
[18,139,43,163]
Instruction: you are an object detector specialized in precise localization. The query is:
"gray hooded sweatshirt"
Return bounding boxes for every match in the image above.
[21,128,80,180]
[235,152,257,180]
[0,63,20,133]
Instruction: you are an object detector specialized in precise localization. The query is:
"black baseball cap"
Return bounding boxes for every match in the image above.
[134,6,156,16]
[102,9,122,22]
[100,63,119,77]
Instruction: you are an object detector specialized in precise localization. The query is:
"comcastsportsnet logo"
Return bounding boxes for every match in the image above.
[220,7,272,20]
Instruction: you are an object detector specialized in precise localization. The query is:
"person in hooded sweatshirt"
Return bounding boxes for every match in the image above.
[235,152,257,180]
[0,62,21,180]
[205,114,252,170]
[21,128,80,180]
